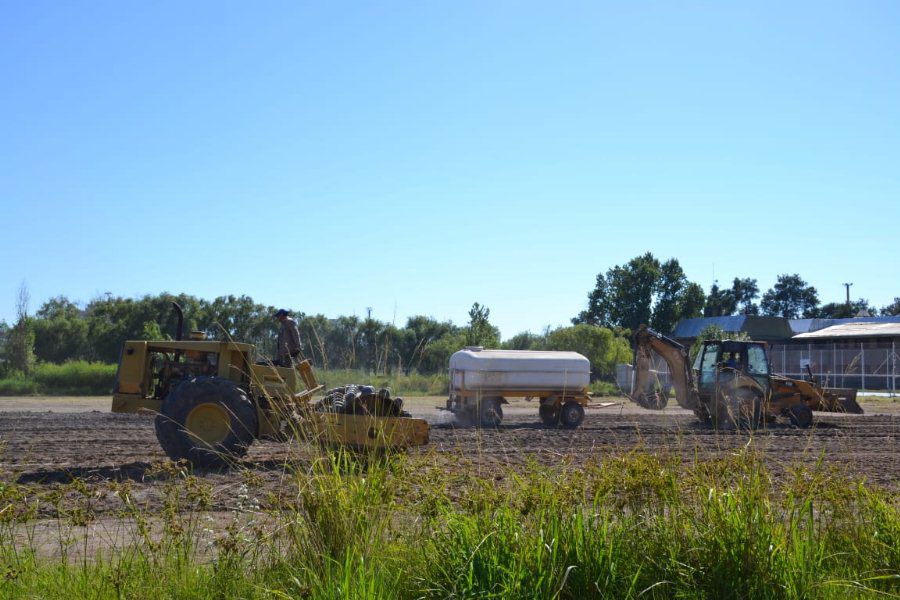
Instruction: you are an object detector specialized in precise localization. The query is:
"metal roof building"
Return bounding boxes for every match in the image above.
[793,321,900,340]
[671,316,794,344]
[789,315,900,335]
[770,319,900,392]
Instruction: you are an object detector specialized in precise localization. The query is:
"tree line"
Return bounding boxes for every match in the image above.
[1,253,896,380]
[573,252,899,332]
[0,289,631,382]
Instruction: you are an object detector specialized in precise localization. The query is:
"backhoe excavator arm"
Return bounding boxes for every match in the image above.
[629,325,700,412]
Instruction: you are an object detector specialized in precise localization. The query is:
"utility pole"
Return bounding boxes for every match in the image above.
[366,306,373,320]
[843,283,853,309]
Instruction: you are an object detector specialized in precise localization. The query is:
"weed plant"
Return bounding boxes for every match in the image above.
[0,445,896,599]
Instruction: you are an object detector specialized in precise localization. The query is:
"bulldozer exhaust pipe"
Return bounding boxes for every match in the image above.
[172,302,185,341]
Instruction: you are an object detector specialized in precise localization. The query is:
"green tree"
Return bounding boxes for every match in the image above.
[881,297,900,316]
[32,296,90,363]
[545,324,631,381]
[502,331,546,350]
[703,277,758,317]
[703,282,736,317]
[574,273,612,326]
[816,298,873,319]
[731,278,760,315]
[394,316,458,374]
[651,259,705,333]
[576,253,704,334]
[5,282,35,374]
[760,274,820,319]
[465,302,500,348]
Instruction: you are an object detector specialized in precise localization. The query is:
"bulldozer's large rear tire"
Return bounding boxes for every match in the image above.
[559,401,585,429]
[787,402,813,428]
[155,376,258,469]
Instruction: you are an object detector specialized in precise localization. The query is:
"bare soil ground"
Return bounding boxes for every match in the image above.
[0,396,896,560]
[1,397,897,506]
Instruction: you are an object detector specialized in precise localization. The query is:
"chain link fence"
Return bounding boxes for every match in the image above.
[769,340,899,393]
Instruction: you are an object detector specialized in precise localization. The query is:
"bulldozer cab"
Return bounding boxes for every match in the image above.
[694,340,771,396]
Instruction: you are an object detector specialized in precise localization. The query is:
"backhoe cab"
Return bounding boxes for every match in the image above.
[629,325,862,429]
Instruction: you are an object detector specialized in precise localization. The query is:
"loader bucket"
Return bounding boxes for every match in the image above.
[811,388,865,414]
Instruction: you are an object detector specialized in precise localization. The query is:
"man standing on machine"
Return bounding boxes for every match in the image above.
[274,308,302,366]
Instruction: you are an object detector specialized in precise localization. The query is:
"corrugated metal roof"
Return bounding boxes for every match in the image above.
[790,315,900,334]
[789,319,814,334]
[672,316,747,339]
[793,322,900,339]
[672,316,793,341]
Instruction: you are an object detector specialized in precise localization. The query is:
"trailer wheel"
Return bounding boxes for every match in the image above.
[787,403,813,428]
[155,376,257,469]
[559,401,584,429]
[539,403,559,426]
[479,397,503,428]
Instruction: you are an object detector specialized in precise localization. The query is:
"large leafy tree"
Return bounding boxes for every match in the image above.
[394,316,458,375]
[703,277,759,317]
[760,274,820,319]
[575,253,704,334]
[545,324,631,380]
[651,260,706,333]
[731,278,760,315]
[465,302,500,348]
[33,296,90,363]
[703,282,736,317]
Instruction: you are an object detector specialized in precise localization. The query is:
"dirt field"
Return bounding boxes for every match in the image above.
[0,396,897,518]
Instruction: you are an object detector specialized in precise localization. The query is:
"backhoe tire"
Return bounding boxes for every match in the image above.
[479,397,503,428]
[559,401,585,429]
[787,403,813,428]
[712,388,762,431]
[155,376,258,469]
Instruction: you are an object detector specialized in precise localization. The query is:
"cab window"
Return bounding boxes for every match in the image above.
[747,345,769,375]
[698,345,720,387]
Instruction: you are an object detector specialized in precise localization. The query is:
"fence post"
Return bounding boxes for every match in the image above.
[861,342,866,390]
[832,342,837,387]
[893,340,897,396]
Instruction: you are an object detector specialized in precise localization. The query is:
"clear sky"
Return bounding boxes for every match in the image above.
[1,1,898,338]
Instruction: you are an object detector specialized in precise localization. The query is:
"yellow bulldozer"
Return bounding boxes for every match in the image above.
[628,325,863,429]
[111,303,429,468]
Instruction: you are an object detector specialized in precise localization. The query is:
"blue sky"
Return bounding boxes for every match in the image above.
[1,1,898,338]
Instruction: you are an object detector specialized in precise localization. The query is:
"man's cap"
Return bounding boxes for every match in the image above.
[275,308,289,317]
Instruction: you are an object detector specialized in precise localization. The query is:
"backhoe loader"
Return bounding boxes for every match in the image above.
[111,303,428,468]
[627,325,863,429]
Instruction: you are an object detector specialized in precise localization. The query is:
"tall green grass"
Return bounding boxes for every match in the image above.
[0,364,449,397]
[1,450,897,598]
[0,361,117,396]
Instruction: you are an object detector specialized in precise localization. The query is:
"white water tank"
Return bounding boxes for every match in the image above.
[449,348,590,393]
